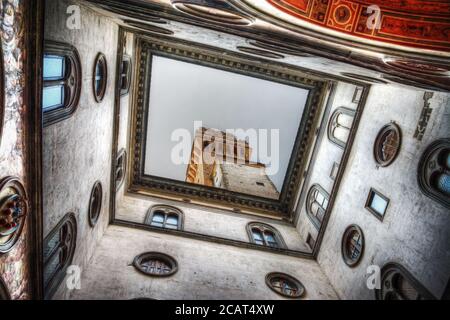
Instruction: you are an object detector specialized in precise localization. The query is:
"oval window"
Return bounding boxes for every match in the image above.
[93,53,107,102]
[265,272,305,298]
[88,181,103,227]
[341,225,364,267]
[374,123,401,167]
[133,252,178,277]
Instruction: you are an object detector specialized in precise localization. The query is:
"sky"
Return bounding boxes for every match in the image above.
[144,55,309,194]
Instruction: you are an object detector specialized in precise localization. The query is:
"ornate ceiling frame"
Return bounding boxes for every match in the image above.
[85,0,450,91]
[128,35,329,219]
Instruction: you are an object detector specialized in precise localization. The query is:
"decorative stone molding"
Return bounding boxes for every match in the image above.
[0,177,28,254]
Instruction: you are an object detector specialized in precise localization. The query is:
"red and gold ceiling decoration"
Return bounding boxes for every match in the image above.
[263,0,450,51]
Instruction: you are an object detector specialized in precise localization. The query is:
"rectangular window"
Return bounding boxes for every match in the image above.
[365,188,389,221]
[43,55,65,80]
[120,56,132,96]
[352,86,363,103]
[43,85,64,111]
[330,162,339,181]
[306,233,315,250]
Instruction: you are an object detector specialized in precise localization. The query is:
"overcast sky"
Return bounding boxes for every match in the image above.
[144,55,309,193]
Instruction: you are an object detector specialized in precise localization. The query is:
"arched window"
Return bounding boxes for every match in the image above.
[43,41,81,126]
[266,272,305,298]
[306,184,329,230]
[93,53,107,102]
[133,252,178,277]
[247,222,285,248]
[328,107,355,148]
[418,139,450,208]
[376,263,435,300]
[44,212,77,300]
[144,205,183,230]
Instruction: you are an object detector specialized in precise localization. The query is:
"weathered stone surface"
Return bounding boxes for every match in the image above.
[43,0,118,299]
[316,86,450,299]
[68,225,338,300]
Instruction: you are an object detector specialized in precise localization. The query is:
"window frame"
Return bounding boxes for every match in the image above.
[365,188,389,221]
[341,224,364,267]
[305,184,330,230]
[330,162,340,181]
[306,233,316,250]
[93,52,108,103]
[327,106,355,148]
[115,148,127,191]
[43,212,77,300]
[88,181,103,227]
[133,252,178,277]
[119,54,132,97]
[375,262,436,300]
[352,86,363,103]
[246,222,286,249]
[373,122,402,167]
[43,40,81,127]
[265,272,305,299]
[417,139,450,209]
[128,37,329,218]
[144,205,184,230]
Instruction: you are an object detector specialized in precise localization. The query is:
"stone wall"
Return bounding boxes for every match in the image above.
[220,163,280,200]
[43,0,118,299]
[68,225,337,300]
[296,82,360,246]
[117,194,309,252]
[0,0,32,300]
[317,85,450,299]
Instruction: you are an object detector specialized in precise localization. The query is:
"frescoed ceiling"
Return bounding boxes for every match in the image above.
[86,0,450,90]
[246,0,450,52]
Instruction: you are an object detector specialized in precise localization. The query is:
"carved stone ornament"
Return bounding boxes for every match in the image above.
[0,176,28,253]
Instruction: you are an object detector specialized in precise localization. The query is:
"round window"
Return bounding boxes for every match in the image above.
[265,272,305,298]
[133,252,178,277]
[341,225,364,267]
[374,123,401,167]
[88,181,103,227]
[93,53,107,102]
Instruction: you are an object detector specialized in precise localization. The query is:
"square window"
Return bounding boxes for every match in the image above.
[365,188,389,221]
[330,162,339,181]
[306,233,316,250]
[352,86,363,103]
